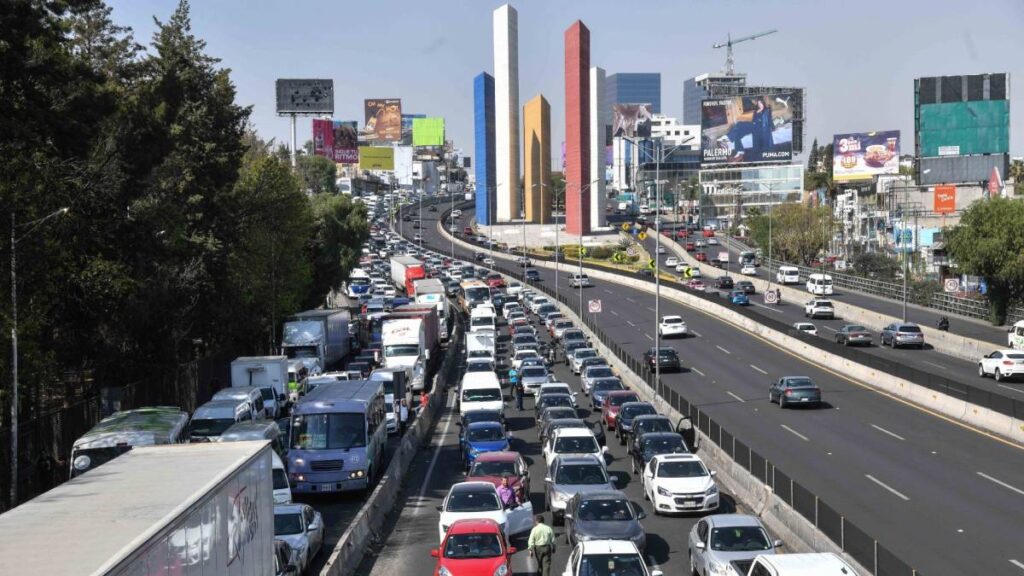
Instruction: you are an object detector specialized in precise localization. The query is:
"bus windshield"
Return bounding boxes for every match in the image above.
[465,287,490,302]
[291,413,366,450]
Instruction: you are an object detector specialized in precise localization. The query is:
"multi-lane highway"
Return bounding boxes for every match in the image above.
[395,200,1024,576]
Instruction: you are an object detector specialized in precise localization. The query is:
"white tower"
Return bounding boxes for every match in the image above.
[589,66,607,229]
[493,4,520,222]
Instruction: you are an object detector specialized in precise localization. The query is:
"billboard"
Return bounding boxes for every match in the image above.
[312,119,359,163]
[363,99,402,142]
[700,94,795,164]
[275,79,333,114]
[611,103,653,139]
[933,185,956,214]
[412,117,445,147]
[832,131,900,182]
[463,157,471,169]
[918,100,1009,157]
[358,147,395,171]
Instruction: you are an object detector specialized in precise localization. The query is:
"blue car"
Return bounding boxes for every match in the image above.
[461,421,510,470]
[590,377,625,409]
[729,290,749,305]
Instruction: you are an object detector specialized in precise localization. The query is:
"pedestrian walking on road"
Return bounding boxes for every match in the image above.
[527,514,556,576]
[509,368,523,411]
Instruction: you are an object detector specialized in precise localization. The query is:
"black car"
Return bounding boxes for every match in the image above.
[614,402,657,445]
[636,268,653,278]
[735,280,756,294]
[630,432,689,475]
[429,205,438,212]
[564,490,647,551]
[538,406,578,427]
[445,280,460,296]
[642,347,682,372]
[525,268,541,281]
[627,415,674,456]
[535,393,575,419]
[540,418,588,443]
[474,251,486,262]
[457,409,505,444]
[715,276,734,290]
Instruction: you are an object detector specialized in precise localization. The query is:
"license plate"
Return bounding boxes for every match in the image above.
[800,398,809,402]
[683,500,699,507]
[318,483,336,491]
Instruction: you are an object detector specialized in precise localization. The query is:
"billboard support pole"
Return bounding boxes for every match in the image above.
[290,114,297,168]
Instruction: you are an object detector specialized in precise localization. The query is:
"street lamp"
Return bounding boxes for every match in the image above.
[9,206,69,507]
[571,180,602,315]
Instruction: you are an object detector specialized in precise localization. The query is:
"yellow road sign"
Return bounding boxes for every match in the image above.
[621,223,631,231]
[648,259,656,269]
[637,232,647,241]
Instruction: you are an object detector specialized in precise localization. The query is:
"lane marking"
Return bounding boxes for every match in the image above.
[870,424,906,441]
[865,474,911,501]
[627,320,636,327]
[626,297,637,303]
[751,301,784,314]
[647,306,655,312]
[780,424,809,442]
[1009,559,1024,571]
[822,326,838,332]
[610,309,620,317]
[726,391,746,403]
[691,330,703,338]
[645,334,654,341]
[922,360,947,370]
[997,384,1024,395]
[716,345,731,355]
[413,391,457,516]
[604,289,614,295]
[691,367,706,377]
[750,364,768,375]
[976,471,1024,497]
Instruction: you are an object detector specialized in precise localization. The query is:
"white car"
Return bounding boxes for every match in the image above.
[656,245,667,254]
[452,209,462,218]
[803,299,835,319]
[658,315,688,338]
[413,233,423,242]
[570,348,600,375]
[642,454,719,514]
[675,264,702,278]
[382,285,397,298]
[483,257,495,265]
[563,540,663,576]
[978,349,1024,381]
[707,238,719,246]
[543,427,604,468]
[273,504,325,574]
[740,264,757,275]
[507,282,524,296]
[537,383,577,406]
[665,256,680,267]
[793,322,818,336]
[512,349,542,370]
[437,481,533,542]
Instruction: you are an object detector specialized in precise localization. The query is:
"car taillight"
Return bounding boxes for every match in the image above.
[785,389,794,396]
[1003,360,1015,366]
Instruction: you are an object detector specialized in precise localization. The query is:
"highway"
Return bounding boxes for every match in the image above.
[397,200,1024,576]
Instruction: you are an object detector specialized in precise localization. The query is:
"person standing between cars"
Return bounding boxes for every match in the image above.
[527,514,556,576]
[497,476,518,509]
[509,368,523,411]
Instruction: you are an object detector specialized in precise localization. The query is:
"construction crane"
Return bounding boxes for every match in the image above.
[713,30,777,75]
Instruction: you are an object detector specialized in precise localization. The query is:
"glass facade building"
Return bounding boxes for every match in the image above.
[682,73,746,125]
[606,73,661,115]
[698,164,804,228]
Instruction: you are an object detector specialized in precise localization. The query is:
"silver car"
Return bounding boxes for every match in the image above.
[570,348,600,375]
[520,365,554,396]
[274,504,325,575]
[545,454,618,526]
[687,514,782,576]
[581,365,617,395]
[880,322,925,349]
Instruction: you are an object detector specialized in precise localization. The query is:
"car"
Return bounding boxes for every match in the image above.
[665,256,680,267]
[735,280,755,294]
[569,273,592,288]
[274,539,299,576]
[686,279,706,292]
[978,349,1024,381]
[880,322,925,349]
[630,431,689,475]
[715,276,734,290]
[658,315,688,338]
[436,481,533,543]
[581,365,617,394]
[428,205,438,212]
[561,328,587,344]
[507,282,524,296]
[687,514,782,576]
[512,333,541,351]
[684,241,696,251]
[551,319,574,339]
[694,252,707,262]
[627,415,674,456]
[458,409,505,444]
[474,251,486,262]
[614,402,657,445]
[543,427,604,468]
[656,245,667,254]
[461,421,511,470]
[600,390,641,429]
[562,339,588,361]
[535,393,576,420]
[512,349,542,370]
[545,454,619,525]
[835,324,872,346]
[642,347,682,372]
[562,539,662,576]
[769,376,822,408]
[431,518,516,576]
[577,357,608,376]
[641,453,719,515]
[483,257,496,266]
[540,417,589,444]
[729,290,749,305]
[520,365,554,396]
[525,268,541,281]
[740,264,757,276]
[590,377,626,409]
[465,359,496,373]
[792,322,817,336]
[803,299,835,319]
[274,504,325,574]
[413,233,423,242]
[564,490,647,551]
[570,348,600,375]
[538,406,579,429]
[544,312,566,330]
[466,451,531,500]
[636,268,654,277]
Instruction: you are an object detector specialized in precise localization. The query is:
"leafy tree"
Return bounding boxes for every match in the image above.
[1009,159,1024,195]
[296,154,338,195]
[305,194,369,308]
[551,172,566,211]
[945,197,1024,324]
[746,203,833,265]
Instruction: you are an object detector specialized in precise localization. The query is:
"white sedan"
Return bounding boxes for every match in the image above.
[793,322,818,336]
[274,504,324,574]
[563,540,662,576]
[665,256,680,267]
[656,245,667,254]
[659,315,688,338]
[437,481,533,542]
[642,454,719,515]
[741,264,757,275]
[978,349,1024,381]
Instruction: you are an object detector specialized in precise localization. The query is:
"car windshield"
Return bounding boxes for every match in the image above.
[847,325,867,332]
[446,490,500,512]
[1008,353,1024,360]
[609,395,638,407]
[554,436,599,454]
[710,526,773,552]
[636,419,672,434]
[443,533,503,559]
[470,460,516,477]
[579,554,646,576]
[622,405,656,419]
[542,396,573,408]
[463,388,502,402]
[543,408,577,421]
[578,498,634,522]
[586,368,615,379]
[657,460,707,478]
[575,350,597,360]
[468,426,506,442]
[464,411,501,426]
[272,468,289,490]
[815,301,833,307]
[385,344,420,357]
[644,436,686,456]
[662,317,682,324]
[564,331,585,340]
[556,463,608,485]
[190,418,235,438]
[522,367,547,378]
[593,380,624,392]
[274,513,302,536]
[899,325,922,333]
[655,348,676,357]
[784,378,815,389]
[466,362,495,372]
[291,413,366,450]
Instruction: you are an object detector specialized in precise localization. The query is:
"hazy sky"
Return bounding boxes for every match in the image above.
[109,0,1024,161]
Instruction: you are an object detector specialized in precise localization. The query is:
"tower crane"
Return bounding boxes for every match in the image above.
[713,30,777,75]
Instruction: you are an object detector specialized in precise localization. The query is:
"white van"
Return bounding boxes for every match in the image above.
[776,266,800,285]
[217,421,292,504]
[806,273,834,295]
[569,273,592,288]
[1009,320,1024,350]
[189,399,252,442]
[743,552,859,575]
[466,329,497,363]
[212,386,267,421]
[459,372,504,416]
[469,306,497,333]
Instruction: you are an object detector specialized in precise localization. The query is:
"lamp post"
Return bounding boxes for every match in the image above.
[572,180,602,314]
[10,206,69,507]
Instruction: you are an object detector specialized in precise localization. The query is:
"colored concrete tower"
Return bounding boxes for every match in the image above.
[493,4,520,222]
[564,20,590,236]
[589,66,607,230]
[474,72,496,225]
[523,94,551,224]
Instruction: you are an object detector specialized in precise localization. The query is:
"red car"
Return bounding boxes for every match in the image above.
[486,275,505,289]
[684,241,695,251]
[702,229,716,238]
[601,390,641,429]
[431,519,516,576]
[464,226,474,235]
[695,252,708,262]
[675,230,687,239]
[466,451,530,500]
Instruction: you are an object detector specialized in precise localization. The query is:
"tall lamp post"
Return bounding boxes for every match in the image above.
[572,180,602,314]
[9,207,69,507]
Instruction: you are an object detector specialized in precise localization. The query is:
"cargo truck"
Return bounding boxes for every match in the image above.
[390,255,426,295]
[0,441,276,575]
[231,355,289,418]
[381,306,440,392]
[281,309,351,372]
[413,277,450,341]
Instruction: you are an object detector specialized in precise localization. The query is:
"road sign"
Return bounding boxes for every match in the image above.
[625,246,638,257]
[683,266,693,279]
[275,79,334,114]
[588,299,602,313]
[648,259,656,269]
[621,223,631,232]
[580,247,588,256]
[637,232,647,241]
[764,290,779,304]
[943,278,960,293]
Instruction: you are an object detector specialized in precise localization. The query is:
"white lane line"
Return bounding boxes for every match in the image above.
[691,330,703,338]
[780,424,809,442]
[997,384,1024,395]
[922,360,947,370]
[413,391,457,516]
[726,391,746,403]
[865,474,911,501]
[822,326,838,332]
[626,297,637,303]
[977,471,1024,497]
[603,289,614,295]
[870,423,906,441]
[1009,559,1024,571]
[627,320,636,327]
[691,367,706,377]
[750,364,768,375]
[716,345,731,355]
[610,309,620,317]
[750,301,784,314]
[645,334,654,341]
[647,306,655,312]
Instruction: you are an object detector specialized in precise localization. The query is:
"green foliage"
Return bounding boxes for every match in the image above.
[849,248,902,281]
[296,154,338,195]
[306,194,369,308]
[747,203,833,266]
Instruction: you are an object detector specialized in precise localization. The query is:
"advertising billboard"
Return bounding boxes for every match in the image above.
[918,100,1009,157]
[312,119,359,163]
[700,93,795,164]
[275,79,334,114]
[933,185,956,214]
[412,117,446,147]
[832,130,900,182]
[358,147,395,171]
[363,99,402,142]
[611,103,653,139]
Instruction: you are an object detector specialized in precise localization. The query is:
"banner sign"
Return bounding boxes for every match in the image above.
[359,146,395,171]
[612,103,653,139]
[412,117,446,147]
[701,94,795,164]
[934,185,956,213]
[832,130,900,182]
[363,99,403,142]
[312,119,359,163]
[275,79,333,114]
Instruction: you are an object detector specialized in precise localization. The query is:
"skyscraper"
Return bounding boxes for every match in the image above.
[523,94,551,224]
[564,20,590,236]
[474,72,496,225]
[493,4,520,222]
[682,72,746,125]
[605,73,661,115]
[589,67,607,230]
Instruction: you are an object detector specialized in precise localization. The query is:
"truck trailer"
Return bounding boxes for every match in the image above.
[281,309,351,371]
[412,277,450,341]
[390,255,425,295]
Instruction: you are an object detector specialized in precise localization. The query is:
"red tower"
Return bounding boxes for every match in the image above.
[564,20,590,236]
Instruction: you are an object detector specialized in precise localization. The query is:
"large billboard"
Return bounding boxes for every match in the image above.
[358,146,395,171]
[611,103,653,139]
[700,94,795,164]
[363,99,402,142]
[412,117,446,147]
[275,79,334,114]
[918,100,1009,157]
[312,119,359,163]
[832,130,900,182]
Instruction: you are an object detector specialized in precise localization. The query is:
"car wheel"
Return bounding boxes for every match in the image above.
[995,369,1004,382]
[690,552,699,576]
[979,364,986,377]
[779,396,786,409]
[553,510,564,526]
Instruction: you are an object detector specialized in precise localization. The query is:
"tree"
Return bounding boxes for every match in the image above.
[551,172,566,212]
[305,194,369,308]
[945,197,1024,324]
[1009,159,1024,195]
[747,203,833,265]
[296,154,338,195]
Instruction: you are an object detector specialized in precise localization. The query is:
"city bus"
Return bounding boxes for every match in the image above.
[287,380,387,494]
[69,406,190,478]
[459,279,491,313]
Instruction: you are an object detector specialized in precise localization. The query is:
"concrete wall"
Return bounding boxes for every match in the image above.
[493,4,520,222]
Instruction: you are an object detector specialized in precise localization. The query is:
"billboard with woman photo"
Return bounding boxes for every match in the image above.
[701,94,794,164]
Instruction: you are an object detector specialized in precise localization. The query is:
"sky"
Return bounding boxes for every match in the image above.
[109,0,1024,163]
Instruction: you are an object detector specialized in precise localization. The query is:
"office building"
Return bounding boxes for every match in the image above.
[682,72,746,125]
[650,114,700,149]
[589,67,607,229]
[606,73,661,114]
[493,4,520,221]
[474,72,496,225]
[564,20,591,236]
[523,94,551,224]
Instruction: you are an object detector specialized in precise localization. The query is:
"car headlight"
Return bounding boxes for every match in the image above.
[494,565,509,576]
[708,560,731,575]
[657,486,672,497]
[469,446,480,455]
[706,484,719,496]
[552,489,570,504]
[439,567,454,576]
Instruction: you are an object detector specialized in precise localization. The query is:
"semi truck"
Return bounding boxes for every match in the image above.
[0,441,275,575]
[281,309,351,372]
[381,305,440,392]
[412,277,450,341]
[390,255,425,295]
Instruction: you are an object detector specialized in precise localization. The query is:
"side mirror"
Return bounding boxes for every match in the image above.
[563,512,573,520]
[430,549,440,558]
[544,476,552,483]
[710,470,717,476]
[609,474,620,484]
[695,542,706,550]
[308,521,320,532]
[507,546,517,555]
[601,446,610,455]
[652,571,664,576]
[435,505,443,512]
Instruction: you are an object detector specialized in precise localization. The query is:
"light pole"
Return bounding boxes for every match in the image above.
[10,206,69,507]
[572,180,602,314]
[766,182,775,296]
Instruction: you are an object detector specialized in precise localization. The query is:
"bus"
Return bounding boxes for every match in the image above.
[287,380,387,494]
[69,406,190,478]
[459,279,491,313]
